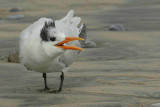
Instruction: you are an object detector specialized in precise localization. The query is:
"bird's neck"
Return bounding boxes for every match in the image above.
[41,42,64,60]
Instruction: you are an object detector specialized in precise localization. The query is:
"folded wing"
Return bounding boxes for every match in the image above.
[55,10,86,68]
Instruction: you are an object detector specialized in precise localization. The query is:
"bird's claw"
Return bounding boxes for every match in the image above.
[38,88,59,93]
[48,89,59,93]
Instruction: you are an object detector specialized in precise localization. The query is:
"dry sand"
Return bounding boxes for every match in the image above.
[0,0,160,107]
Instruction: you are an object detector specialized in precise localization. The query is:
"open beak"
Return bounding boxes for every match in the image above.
[54,37,84,50]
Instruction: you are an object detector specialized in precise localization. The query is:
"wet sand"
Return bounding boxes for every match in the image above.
[0,0,160,107]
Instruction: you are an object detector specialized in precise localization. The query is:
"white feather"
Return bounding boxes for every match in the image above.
[19,10,82,73]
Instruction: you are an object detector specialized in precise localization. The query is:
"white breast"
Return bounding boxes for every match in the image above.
[19,10,83,73]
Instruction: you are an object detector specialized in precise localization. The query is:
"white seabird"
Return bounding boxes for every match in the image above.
[19,10,86,92]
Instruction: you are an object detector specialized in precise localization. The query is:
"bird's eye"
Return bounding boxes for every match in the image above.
[50,37,56,41]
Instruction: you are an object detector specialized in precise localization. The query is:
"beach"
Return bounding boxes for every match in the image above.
[0,0,160,107]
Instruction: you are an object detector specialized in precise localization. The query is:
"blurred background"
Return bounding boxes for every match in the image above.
[0,0,160,107]
[0,0,126,59]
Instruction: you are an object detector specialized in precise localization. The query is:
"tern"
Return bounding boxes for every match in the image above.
[19,10,86,92]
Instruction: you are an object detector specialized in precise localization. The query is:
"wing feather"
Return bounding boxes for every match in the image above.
[55,10,85,68]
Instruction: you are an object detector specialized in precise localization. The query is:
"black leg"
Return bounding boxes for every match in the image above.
[43,73,49,90]
[58,72,64,92]
[40,72,64,93]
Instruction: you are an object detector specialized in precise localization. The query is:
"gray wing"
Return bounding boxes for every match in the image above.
[58,23,87,67]
[79,24,87,47]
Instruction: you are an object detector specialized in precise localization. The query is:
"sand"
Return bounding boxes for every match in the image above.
[0,0,160,107]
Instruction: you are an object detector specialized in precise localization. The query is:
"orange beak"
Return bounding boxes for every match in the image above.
[54,37,84,50]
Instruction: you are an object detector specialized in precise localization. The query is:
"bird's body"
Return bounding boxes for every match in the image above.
[19,10,86,92]
[20,10,83,73]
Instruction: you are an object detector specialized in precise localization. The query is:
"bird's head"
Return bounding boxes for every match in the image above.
[40,21,83,57]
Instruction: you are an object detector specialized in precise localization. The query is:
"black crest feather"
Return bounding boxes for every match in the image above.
[40,21,55,41]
